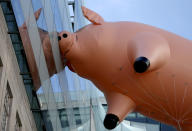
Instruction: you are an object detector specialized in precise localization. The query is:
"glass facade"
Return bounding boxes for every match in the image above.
[0,1,45,130]
[0,0,177,131]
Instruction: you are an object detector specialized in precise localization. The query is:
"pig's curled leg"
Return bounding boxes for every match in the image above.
[103,91,136,130]
[130,32,170,73]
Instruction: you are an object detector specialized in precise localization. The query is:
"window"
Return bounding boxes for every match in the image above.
[0,57,3,83]
[73,108,82,125]
[1,82,13,131]
[15,112,22,131]
[59,110,69,128]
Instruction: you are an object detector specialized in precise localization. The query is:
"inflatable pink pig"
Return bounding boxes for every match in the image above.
[19,9,57,90]
[58,6,192,131]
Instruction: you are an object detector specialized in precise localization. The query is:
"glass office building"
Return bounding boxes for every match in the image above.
[0,0,178,130]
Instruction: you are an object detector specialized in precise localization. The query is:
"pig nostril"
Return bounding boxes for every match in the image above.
[63,33,68,38]
[58,36,61,41]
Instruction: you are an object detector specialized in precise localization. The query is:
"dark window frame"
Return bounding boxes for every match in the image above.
[1,81,13,131]
[0,57,3,83]
[15,112,22,131]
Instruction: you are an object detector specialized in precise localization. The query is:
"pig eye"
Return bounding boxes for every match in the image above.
[58,36,61,41]
[63,33,68,38]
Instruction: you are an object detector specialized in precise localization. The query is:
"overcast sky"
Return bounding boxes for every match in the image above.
[84,0,192,40]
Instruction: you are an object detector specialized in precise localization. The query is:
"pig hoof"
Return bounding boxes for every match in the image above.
[134,56,150,73]
[103,114,119,130]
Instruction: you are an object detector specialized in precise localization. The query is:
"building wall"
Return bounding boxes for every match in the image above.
[0,5,37,131]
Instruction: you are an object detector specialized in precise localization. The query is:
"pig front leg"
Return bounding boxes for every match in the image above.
[103,91,136,130]
[130,32,170,73]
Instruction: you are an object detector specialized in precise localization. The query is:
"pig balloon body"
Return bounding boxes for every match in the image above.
[58,6,192,131]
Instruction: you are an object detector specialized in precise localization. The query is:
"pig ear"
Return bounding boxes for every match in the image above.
[81,6,104,25]
[20,8,42,29]
[34,8,42,20]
